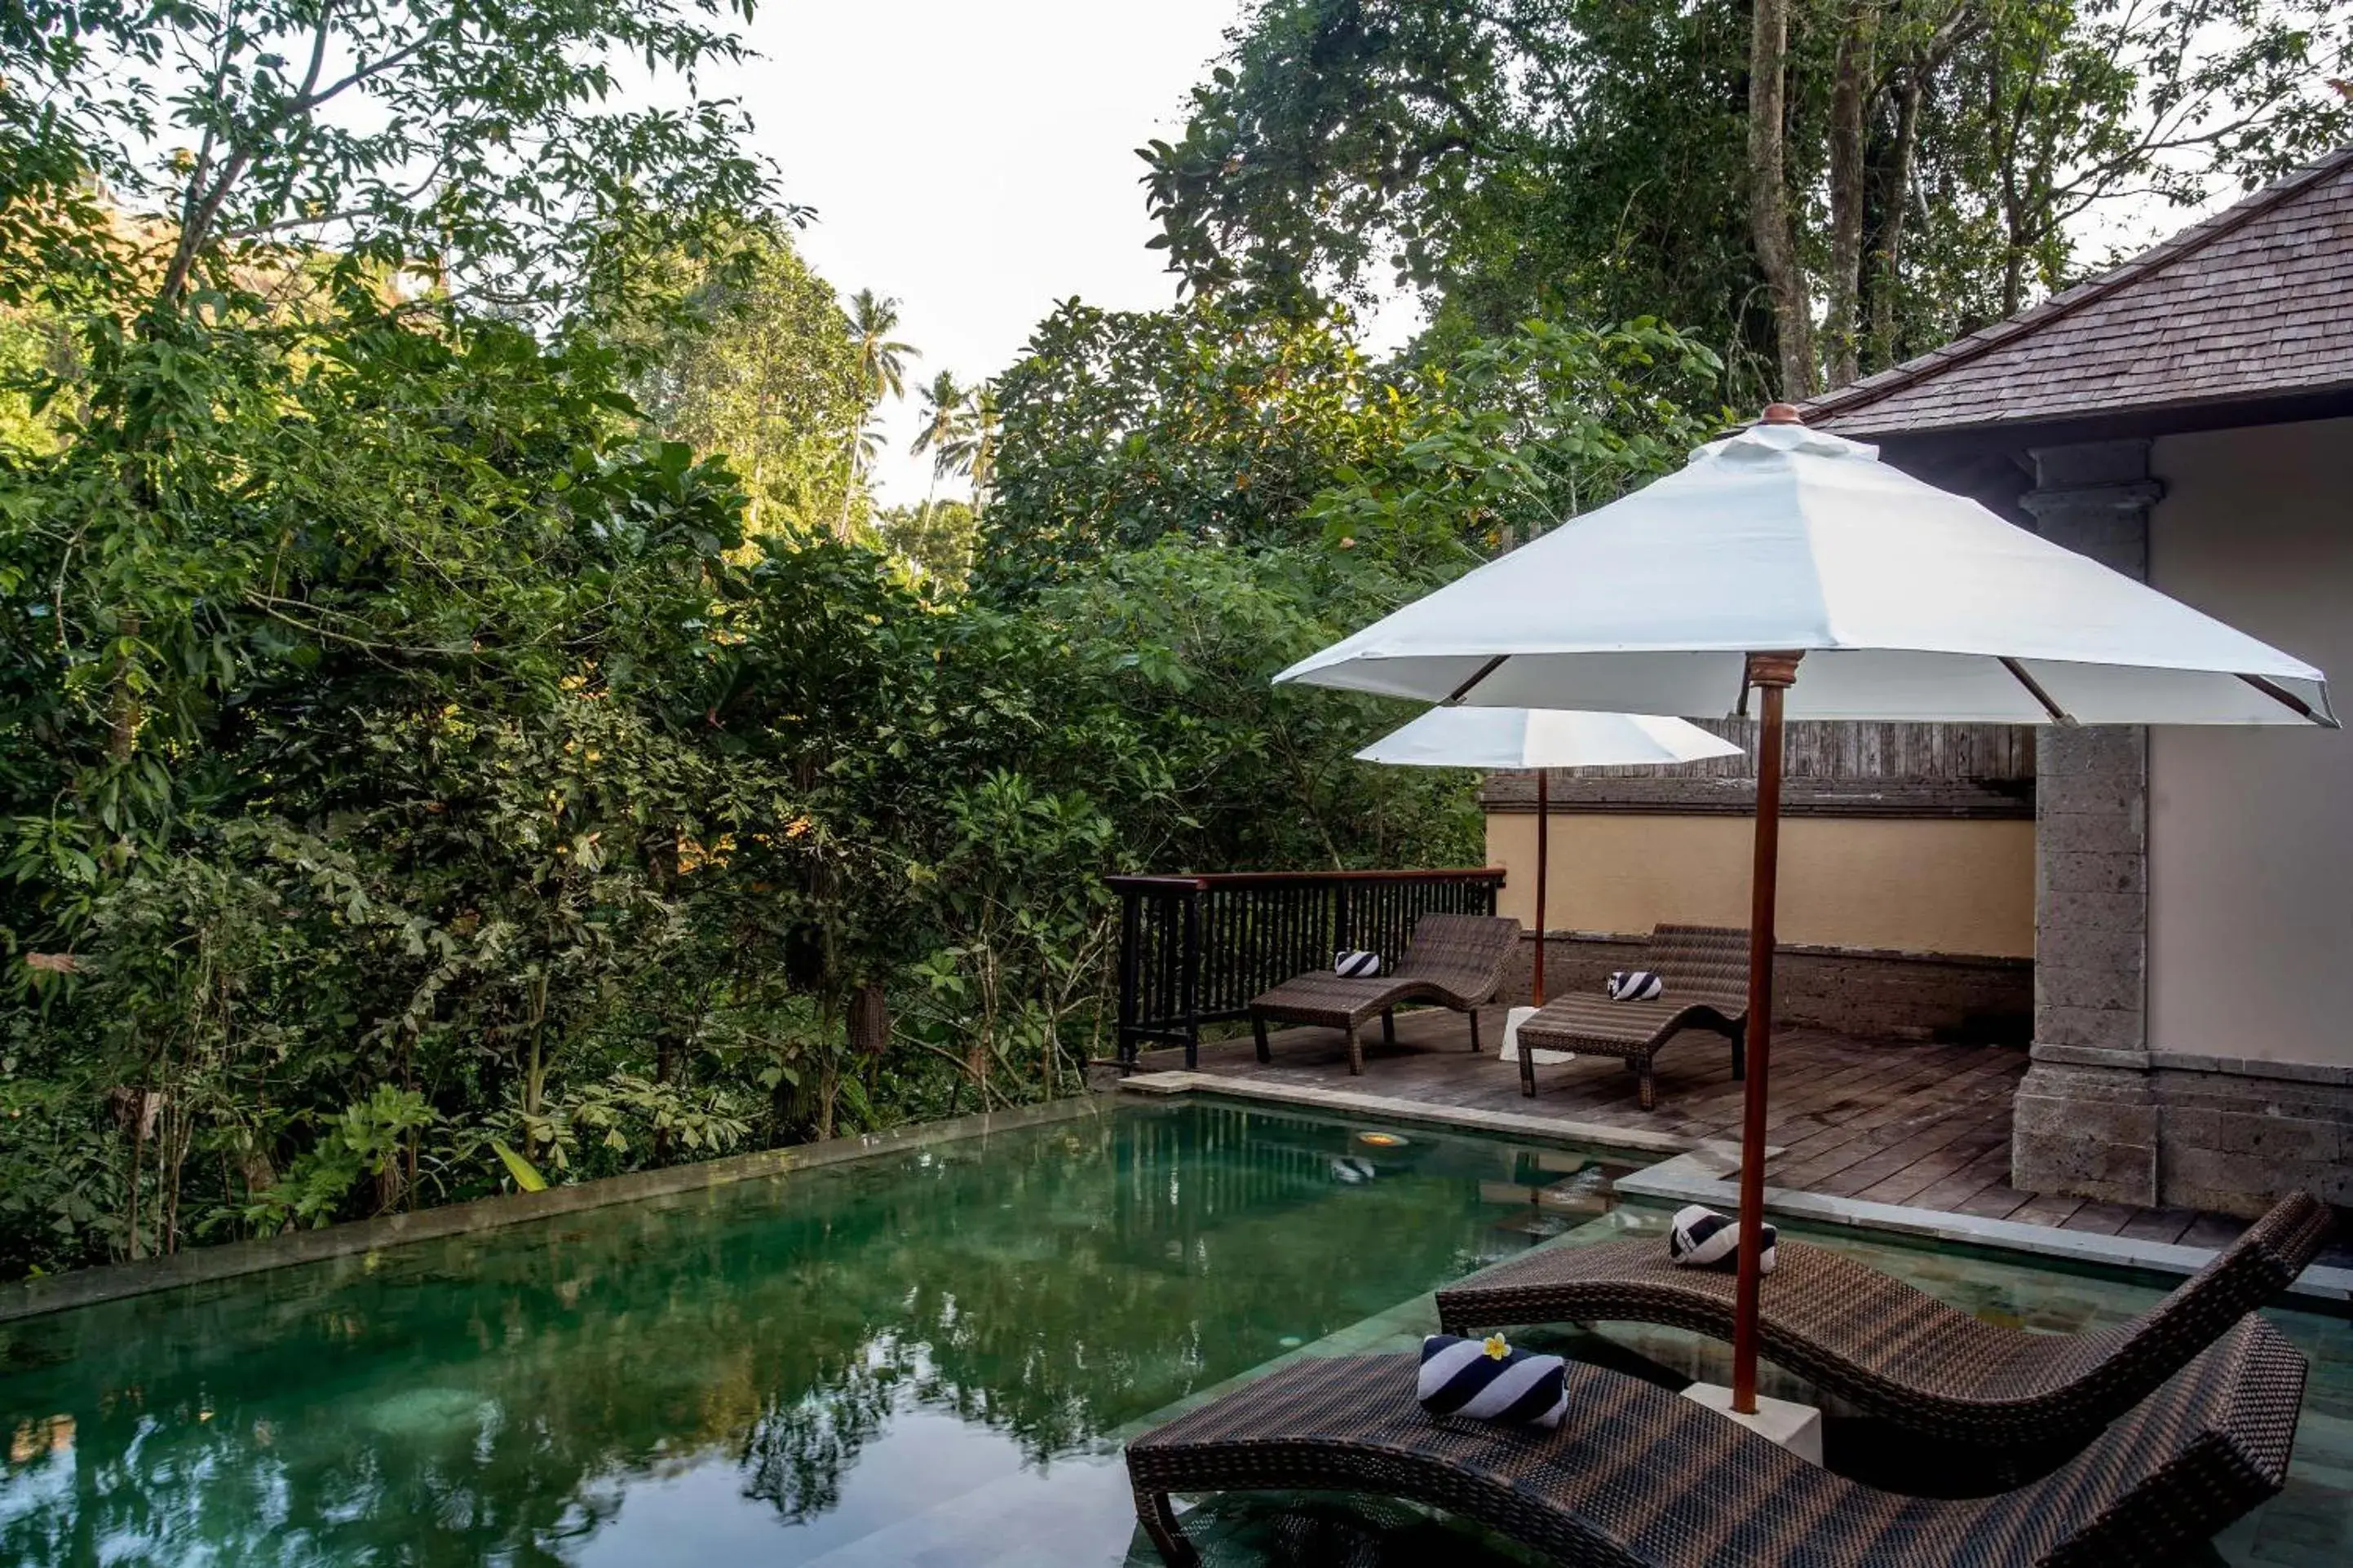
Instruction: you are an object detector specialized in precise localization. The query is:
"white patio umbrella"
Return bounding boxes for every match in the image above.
[1282,408,2336,1418]
[1355,708,1743,1005]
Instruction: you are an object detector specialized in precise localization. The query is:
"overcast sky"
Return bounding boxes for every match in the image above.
[714,1,1252,507]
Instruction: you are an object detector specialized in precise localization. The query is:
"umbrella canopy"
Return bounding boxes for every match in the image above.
[1279,408,2336,1421]
[1356,708,1744,1009]
[1282,420,2333,728]
[1354,707,1744,771]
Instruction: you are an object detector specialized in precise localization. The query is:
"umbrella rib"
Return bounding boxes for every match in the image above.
[2000,657,2076,726]
[1444,655,1508,705]
[2238,673,2338,727]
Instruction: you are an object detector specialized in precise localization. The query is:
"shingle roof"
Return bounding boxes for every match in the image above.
[1807,144,2353,437]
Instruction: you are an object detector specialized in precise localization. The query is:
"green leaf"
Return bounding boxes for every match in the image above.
[490,1141,547,1192]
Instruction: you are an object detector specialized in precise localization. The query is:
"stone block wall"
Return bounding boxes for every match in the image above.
[2023,1044,2353,1215]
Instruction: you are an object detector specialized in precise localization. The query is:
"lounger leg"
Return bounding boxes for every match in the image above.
[1253,1014,1271,1064]
[1730,1029,1745,1081]
[1382,1008,1396,1046]
[1637,1062,1658,1112]
[1466,1006,1482,1053]
[1518,1040,1536,1097]
[1344,1021,1364,1076]
[1134,1488,1200,1567]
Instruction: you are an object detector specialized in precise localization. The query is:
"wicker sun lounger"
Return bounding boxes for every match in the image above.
[1517,923,1750,1108]
[1248,913,1522,1076]
[1435,1190,2331,1451]
[1126,1315,2306,1567]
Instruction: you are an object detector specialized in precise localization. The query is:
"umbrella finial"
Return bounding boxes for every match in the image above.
[1760,403,1806,426]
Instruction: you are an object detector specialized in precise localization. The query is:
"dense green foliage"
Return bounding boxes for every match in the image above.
[1146,0,2353,397]
[0,0,1729,1279]
[622,225,870,538]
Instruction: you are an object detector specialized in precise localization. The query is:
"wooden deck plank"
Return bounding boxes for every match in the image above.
[2058,1200,2141,1236]
[2179,1212,2251,1252]
[1953,1183,2038,1221]
[2116,1207,2201,1245]
[1899,1145,2019,1212]
[2003,1191,2088,1229]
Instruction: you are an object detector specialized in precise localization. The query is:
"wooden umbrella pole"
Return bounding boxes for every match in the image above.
[1533,770,1549,1006]
[1732,650,1802,1414]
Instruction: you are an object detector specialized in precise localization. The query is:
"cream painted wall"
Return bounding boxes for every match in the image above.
[2148,417,2353,1067]
[1483,812,2035,957]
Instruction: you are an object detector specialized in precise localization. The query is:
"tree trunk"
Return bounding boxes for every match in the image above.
[836,426,864,542]
[1824,3,1880,389]
[1865,78,1924,372]
[1748,0,1815,399]
[849,982,890,1056]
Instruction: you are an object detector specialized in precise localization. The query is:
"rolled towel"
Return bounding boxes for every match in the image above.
[1607,970,1663,1001]
[1334,949,1382,978]
[1416,1333,1568,1429]
[1666,1204,1776,1274]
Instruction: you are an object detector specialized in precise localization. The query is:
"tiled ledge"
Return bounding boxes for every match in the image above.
[0,1096,1110,1325]
[1117,1071,1692,1158]
[1616,1153,2353,1310]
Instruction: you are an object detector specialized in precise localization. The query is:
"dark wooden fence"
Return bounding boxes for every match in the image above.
[1105,868,1507,1070]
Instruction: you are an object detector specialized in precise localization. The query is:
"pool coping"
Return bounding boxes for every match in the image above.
[0,1094,1112,1326]
[1615,1152,2353,1310]
[1116,1071,1694,1159]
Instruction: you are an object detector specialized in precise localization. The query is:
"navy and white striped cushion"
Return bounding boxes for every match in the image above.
[1607,970,1663,1000]
[1334,949,1382,978]
[1666,1204,1776,1274]
[1416,1335,1568,1429]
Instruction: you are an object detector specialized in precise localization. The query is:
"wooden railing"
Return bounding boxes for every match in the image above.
[1104,868,1508,1070]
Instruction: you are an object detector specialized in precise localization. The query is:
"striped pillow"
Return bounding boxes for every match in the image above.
[1416,1334,1568,1429]
[1334,949,1382,978]
[1607,970,1663,1000]
[1666,1204,1777,1274]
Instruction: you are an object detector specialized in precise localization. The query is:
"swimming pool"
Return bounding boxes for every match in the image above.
[0,1099,1632,1566]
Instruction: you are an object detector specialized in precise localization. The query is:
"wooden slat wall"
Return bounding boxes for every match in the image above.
[1568,720,2034,781]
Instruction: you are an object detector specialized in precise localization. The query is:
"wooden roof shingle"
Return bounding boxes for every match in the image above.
[1807,144,2353,437]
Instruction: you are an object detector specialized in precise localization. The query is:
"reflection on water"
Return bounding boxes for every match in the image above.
[0,1102,1617,1566]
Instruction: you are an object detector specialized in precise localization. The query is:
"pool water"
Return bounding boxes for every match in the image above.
[0,1101,1628,1566]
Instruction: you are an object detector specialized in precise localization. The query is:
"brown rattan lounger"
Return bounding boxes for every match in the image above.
[1435,1190,2331,1451]
[1126,1315,2306,1566]
[1248,913,1522,1075]
[1517,923,1750,1109]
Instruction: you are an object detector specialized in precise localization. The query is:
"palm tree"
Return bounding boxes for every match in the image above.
[962,387,999,516]
[909,377,1000,523]
[838,289,917,539]
[909,370,971,513]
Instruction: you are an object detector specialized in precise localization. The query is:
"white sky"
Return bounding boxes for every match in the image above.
[714,1,1252,507]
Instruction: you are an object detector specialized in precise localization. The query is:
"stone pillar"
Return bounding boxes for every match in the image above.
[2009,441,2165,1205]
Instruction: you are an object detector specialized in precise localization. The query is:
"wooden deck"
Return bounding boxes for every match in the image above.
[1133,1008,2287,1253]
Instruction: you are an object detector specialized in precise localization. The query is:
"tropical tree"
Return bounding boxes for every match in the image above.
[838,289,918,537]
[1144,0,2353,399]
[984,299,1397,587]
[2,0,778,327]
[627,225,868,536]
[909,369,973,508]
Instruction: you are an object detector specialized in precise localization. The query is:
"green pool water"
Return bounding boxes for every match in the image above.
[0,1100,1625,1566]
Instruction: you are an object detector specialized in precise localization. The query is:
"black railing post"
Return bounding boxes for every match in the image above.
[1116,884,1143,1069]
[1179,886,1202,1069]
